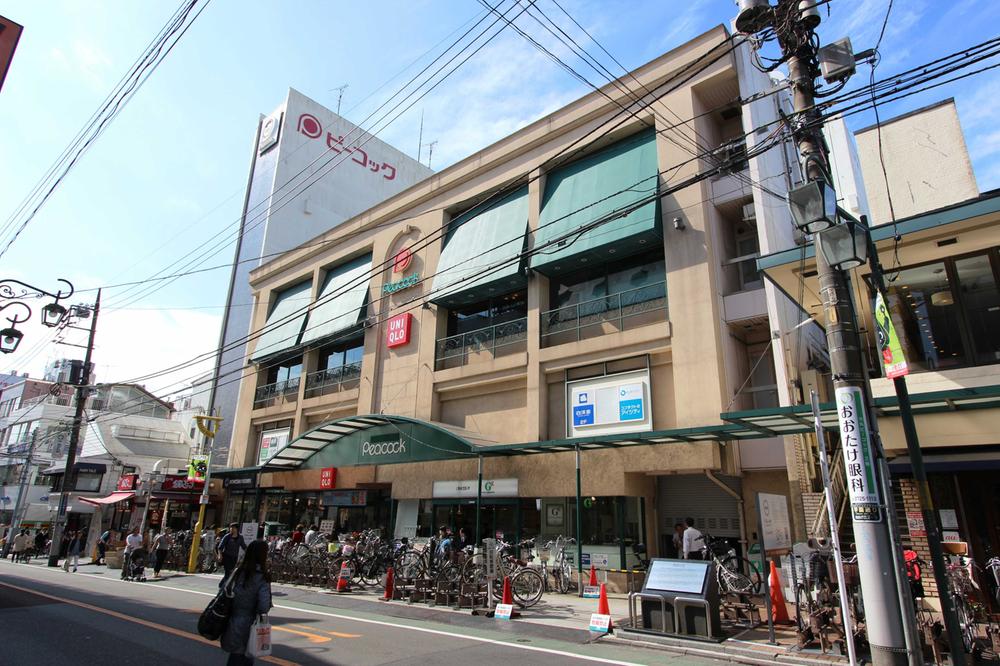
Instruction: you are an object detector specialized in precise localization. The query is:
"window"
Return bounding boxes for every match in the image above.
[72,472,103,492]
[34,473,55,487]
[550,250,665,311]
[880,250,1000,372]
[318,336,365,372]
[446,290,527,337]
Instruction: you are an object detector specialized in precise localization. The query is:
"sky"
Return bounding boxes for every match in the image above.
[0,0,997,398]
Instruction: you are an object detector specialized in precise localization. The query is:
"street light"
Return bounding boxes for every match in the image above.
[787,180,838,234]
[41,302,68,328]
[817,216,869,270]
[0,323,25,354]
[0,278,74,353]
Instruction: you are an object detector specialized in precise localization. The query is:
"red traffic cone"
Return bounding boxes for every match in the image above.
[768,560,791,624]
[588,564,598,587]
[597,583,613,631]
[382,566,394,601]
[501,575,514,606]
[337,560,351,592]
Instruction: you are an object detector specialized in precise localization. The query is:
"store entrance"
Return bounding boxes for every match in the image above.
[432,499,519,543]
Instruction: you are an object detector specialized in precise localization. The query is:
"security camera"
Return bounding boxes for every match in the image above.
[673,217,686,231]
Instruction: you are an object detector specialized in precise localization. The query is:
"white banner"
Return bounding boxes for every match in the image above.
[835,386,882,523]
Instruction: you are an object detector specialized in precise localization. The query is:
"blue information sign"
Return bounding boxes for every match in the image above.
[573,404,595,426]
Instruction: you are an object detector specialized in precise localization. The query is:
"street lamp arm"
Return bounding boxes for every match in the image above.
[0,301,31,326]
[0,278,74,302]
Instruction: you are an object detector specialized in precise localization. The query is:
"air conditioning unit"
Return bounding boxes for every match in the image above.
[742,203,757,221]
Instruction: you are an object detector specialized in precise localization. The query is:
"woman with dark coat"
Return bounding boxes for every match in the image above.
[220,540,273,665]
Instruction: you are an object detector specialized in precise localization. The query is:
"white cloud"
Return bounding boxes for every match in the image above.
[48,40,113,90]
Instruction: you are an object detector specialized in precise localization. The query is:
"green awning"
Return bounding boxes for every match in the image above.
[432,187,529,307]
[250,280,312,362]
[530,129,661,275]
[300,255,372,346]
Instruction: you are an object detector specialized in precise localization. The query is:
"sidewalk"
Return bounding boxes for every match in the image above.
[26,557,849,666]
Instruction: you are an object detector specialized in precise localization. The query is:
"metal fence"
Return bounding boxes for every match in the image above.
[434,317,528,370]
[253,377,301,409]
[304,362,362,399]
[541,281,667,347]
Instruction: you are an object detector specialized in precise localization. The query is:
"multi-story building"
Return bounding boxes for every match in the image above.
[760,98,999,603]
[206,88,434,463]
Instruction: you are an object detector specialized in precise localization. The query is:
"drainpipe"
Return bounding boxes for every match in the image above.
[705,469,748,553]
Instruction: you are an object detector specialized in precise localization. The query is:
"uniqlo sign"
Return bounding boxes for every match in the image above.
[386,313,412,348]
[320,467,336,490]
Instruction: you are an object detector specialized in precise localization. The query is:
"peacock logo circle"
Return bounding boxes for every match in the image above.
[297,113,322,138]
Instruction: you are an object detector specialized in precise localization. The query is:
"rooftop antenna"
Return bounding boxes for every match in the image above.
[417,110,424,163]
[329,84,348,115]
[423,140,438,169]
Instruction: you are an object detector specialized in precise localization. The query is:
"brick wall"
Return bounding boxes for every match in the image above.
[899,477,938,598]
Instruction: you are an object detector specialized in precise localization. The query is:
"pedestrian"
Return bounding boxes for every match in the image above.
[220,540,273,665]
[216,523,247,587]
[63,530,83,572]
[304,524,318,547]
[97,528,111,565]
[670,522,684,558]
[457,527,472,551]
[11,529,28,563]
[290,524,305,544]
[682,517,704,560]
[122,527,142,580]
[152,528,171,578]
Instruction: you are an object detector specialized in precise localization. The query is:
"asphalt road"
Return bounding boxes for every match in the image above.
[0,560,727,665]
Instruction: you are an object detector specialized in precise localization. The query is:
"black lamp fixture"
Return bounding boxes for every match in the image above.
[0,324,24,354]
[788,180,838,234]
[0,278,74,354]
[817,216,870,270]
[41,302,68,328]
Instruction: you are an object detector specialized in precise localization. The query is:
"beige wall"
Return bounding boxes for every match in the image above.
[856,99,978,225]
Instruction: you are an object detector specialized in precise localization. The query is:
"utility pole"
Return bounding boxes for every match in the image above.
[187,414,222,573]
[47,289,100,567]
[734,2,907,664]
[1,428,37,558]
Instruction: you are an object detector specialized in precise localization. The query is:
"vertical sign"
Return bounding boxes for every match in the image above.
[757,493,792,553]
[320,467,336,490]
[386,312,412,348]
[835,386,882,522]
[874,292,908,378]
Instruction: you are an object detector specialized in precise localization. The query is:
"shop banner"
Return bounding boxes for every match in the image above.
[321,490,367,507]
[117,474,138,491]
[432,478,518,499]
[567,369,652,437]
[188,455,208,482]
[836,386,882,523]
[906,511,926,538]
[258,428,290,465]
[161,475,204,492]
[874,292,908,379]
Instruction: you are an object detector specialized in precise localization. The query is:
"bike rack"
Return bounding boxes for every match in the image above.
[628,592,672,634]
[674,595,716,638]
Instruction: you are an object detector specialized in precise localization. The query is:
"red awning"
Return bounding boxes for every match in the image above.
[79,491,135,506]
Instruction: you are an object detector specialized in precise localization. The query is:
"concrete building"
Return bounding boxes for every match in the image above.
[212,26,849,570]
[207,88,434,463]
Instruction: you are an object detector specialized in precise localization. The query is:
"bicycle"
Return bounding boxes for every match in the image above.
[696,533,761,595]
[462,538,544,608]
[539,536,576,594]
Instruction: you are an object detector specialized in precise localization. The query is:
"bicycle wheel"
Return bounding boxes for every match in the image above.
[436,563,462,586]
[717,564,756,595]
[395,550,424,580]
[511,568,544,608]
[363,558,387,587]
[721,555,762,594]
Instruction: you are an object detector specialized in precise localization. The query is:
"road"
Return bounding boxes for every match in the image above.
[0,560,725,665]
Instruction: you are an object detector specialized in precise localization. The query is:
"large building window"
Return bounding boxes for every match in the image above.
[305,336,365,398]
[436,290,528,370]
[881,250,1000,372]
[254,357,302,408]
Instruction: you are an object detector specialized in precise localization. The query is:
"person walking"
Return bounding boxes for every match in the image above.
[96,529,111,565]
[11,529,28,563]
[682,517,704,560]
[33,528,48,561]
[122,527,142,579]
[63,531,83,572]
[152,528,171,578]
[220,540,273,666]
[216,523,247,587]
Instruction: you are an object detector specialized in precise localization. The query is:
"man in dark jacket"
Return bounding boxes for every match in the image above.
[215,523,247,587]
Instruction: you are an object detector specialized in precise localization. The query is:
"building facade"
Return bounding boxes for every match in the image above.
[221,26,846,568]
[207,88,434,461]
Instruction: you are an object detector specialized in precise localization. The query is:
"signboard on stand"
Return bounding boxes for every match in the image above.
[241,522,258,544]
[589,614,611,634]
[758,493,791,554]
[494,604,513,620]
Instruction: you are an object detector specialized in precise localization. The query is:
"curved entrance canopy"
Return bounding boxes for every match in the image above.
[262,415,497,470]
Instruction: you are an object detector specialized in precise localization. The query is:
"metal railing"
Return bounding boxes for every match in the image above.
[540,281,667,347]
[253,377,300,409]
[434,317,528,370]
[303,362,362,399]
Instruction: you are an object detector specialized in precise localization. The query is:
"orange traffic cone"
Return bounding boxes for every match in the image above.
[501,575,514,606]
[588,564,598,587]
[768,560,790,624]
[337,560,351,593]
[382,566,394,601]
[597,583,613,632]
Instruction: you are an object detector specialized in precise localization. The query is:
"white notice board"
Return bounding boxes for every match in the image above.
[758,493,791,554]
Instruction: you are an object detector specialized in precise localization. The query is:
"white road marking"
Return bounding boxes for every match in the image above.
[1,562,648,665]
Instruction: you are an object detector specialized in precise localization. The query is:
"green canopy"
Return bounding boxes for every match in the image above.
[300,255,372,346]
[250,280,312,361]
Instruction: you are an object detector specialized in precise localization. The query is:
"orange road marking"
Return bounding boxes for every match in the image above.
[291,623,361,639]
[271,625,331,643]
[0,580,299,666]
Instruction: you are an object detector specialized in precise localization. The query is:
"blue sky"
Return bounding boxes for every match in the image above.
[0,0,997,394]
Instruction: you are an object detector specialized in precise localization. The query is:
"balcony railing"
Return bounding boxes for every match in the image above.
[541,281,667,348]
[253,377,300,409]
[304,362,362,399]
[435,317,528,371]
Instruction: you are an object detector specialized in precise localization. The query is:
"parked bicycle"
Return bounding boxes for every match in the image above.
[539,536,576,593]
[696,533,761,595]
[462,538,544,608]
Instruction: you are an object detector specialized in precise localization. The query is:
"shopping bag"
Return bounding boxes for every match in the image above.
[246,614,272,658]
[197,570,238,640]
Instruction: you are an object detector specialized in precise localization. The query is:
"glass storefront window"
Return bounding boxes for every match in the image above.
[551,250,665,311]
[446,290,527,336]
[886,261,968,370]
[954,254,1000,365]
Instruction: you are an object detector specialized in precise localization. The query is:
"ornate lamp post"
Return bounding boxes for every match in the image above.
[0,278,74,353]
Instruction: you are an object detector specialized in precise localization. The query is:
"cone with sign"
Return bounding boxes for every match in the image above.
[337,560,352,593]
[382,566,394,601]
[588,564,598,587]
[768,560,791,623]
[501,575,513,606]
[597,583,613,632]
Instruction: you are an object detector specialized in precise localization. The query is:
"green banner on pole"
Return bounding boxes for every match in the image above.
[874,291,908,379]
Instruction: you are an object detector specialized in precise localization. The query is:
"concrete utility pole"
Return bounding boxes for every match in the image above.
[2,428,38,558]
[782,13,907,666]
[47,290,100,567]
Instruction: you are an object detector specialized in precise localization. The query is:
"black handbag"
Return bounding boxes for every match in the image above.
[197,572,237,640]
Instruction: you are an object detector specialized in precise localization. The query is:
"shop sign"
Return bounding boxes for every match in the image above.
[393,248,413,273]
[382,272,420,295]
[241,522,259,543]
[319,519,336,534]
[758,492,792,554]
[431,478,518,499]
[258,427,290,466]
[907,511,926,538]
[224,475,257,489]
[322,490,368,507]
[942,531,961,542]
[581,552,610,568]
[567,369,651,437]
[187,455,208,482]
[386,312,412,348]
[360,435,407,460]
[320,467,337,490]
[836,386,882,523]
[939,509,958,529]
[161,475,204,492]
[117,474,138,491]
[874,292,908,379]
